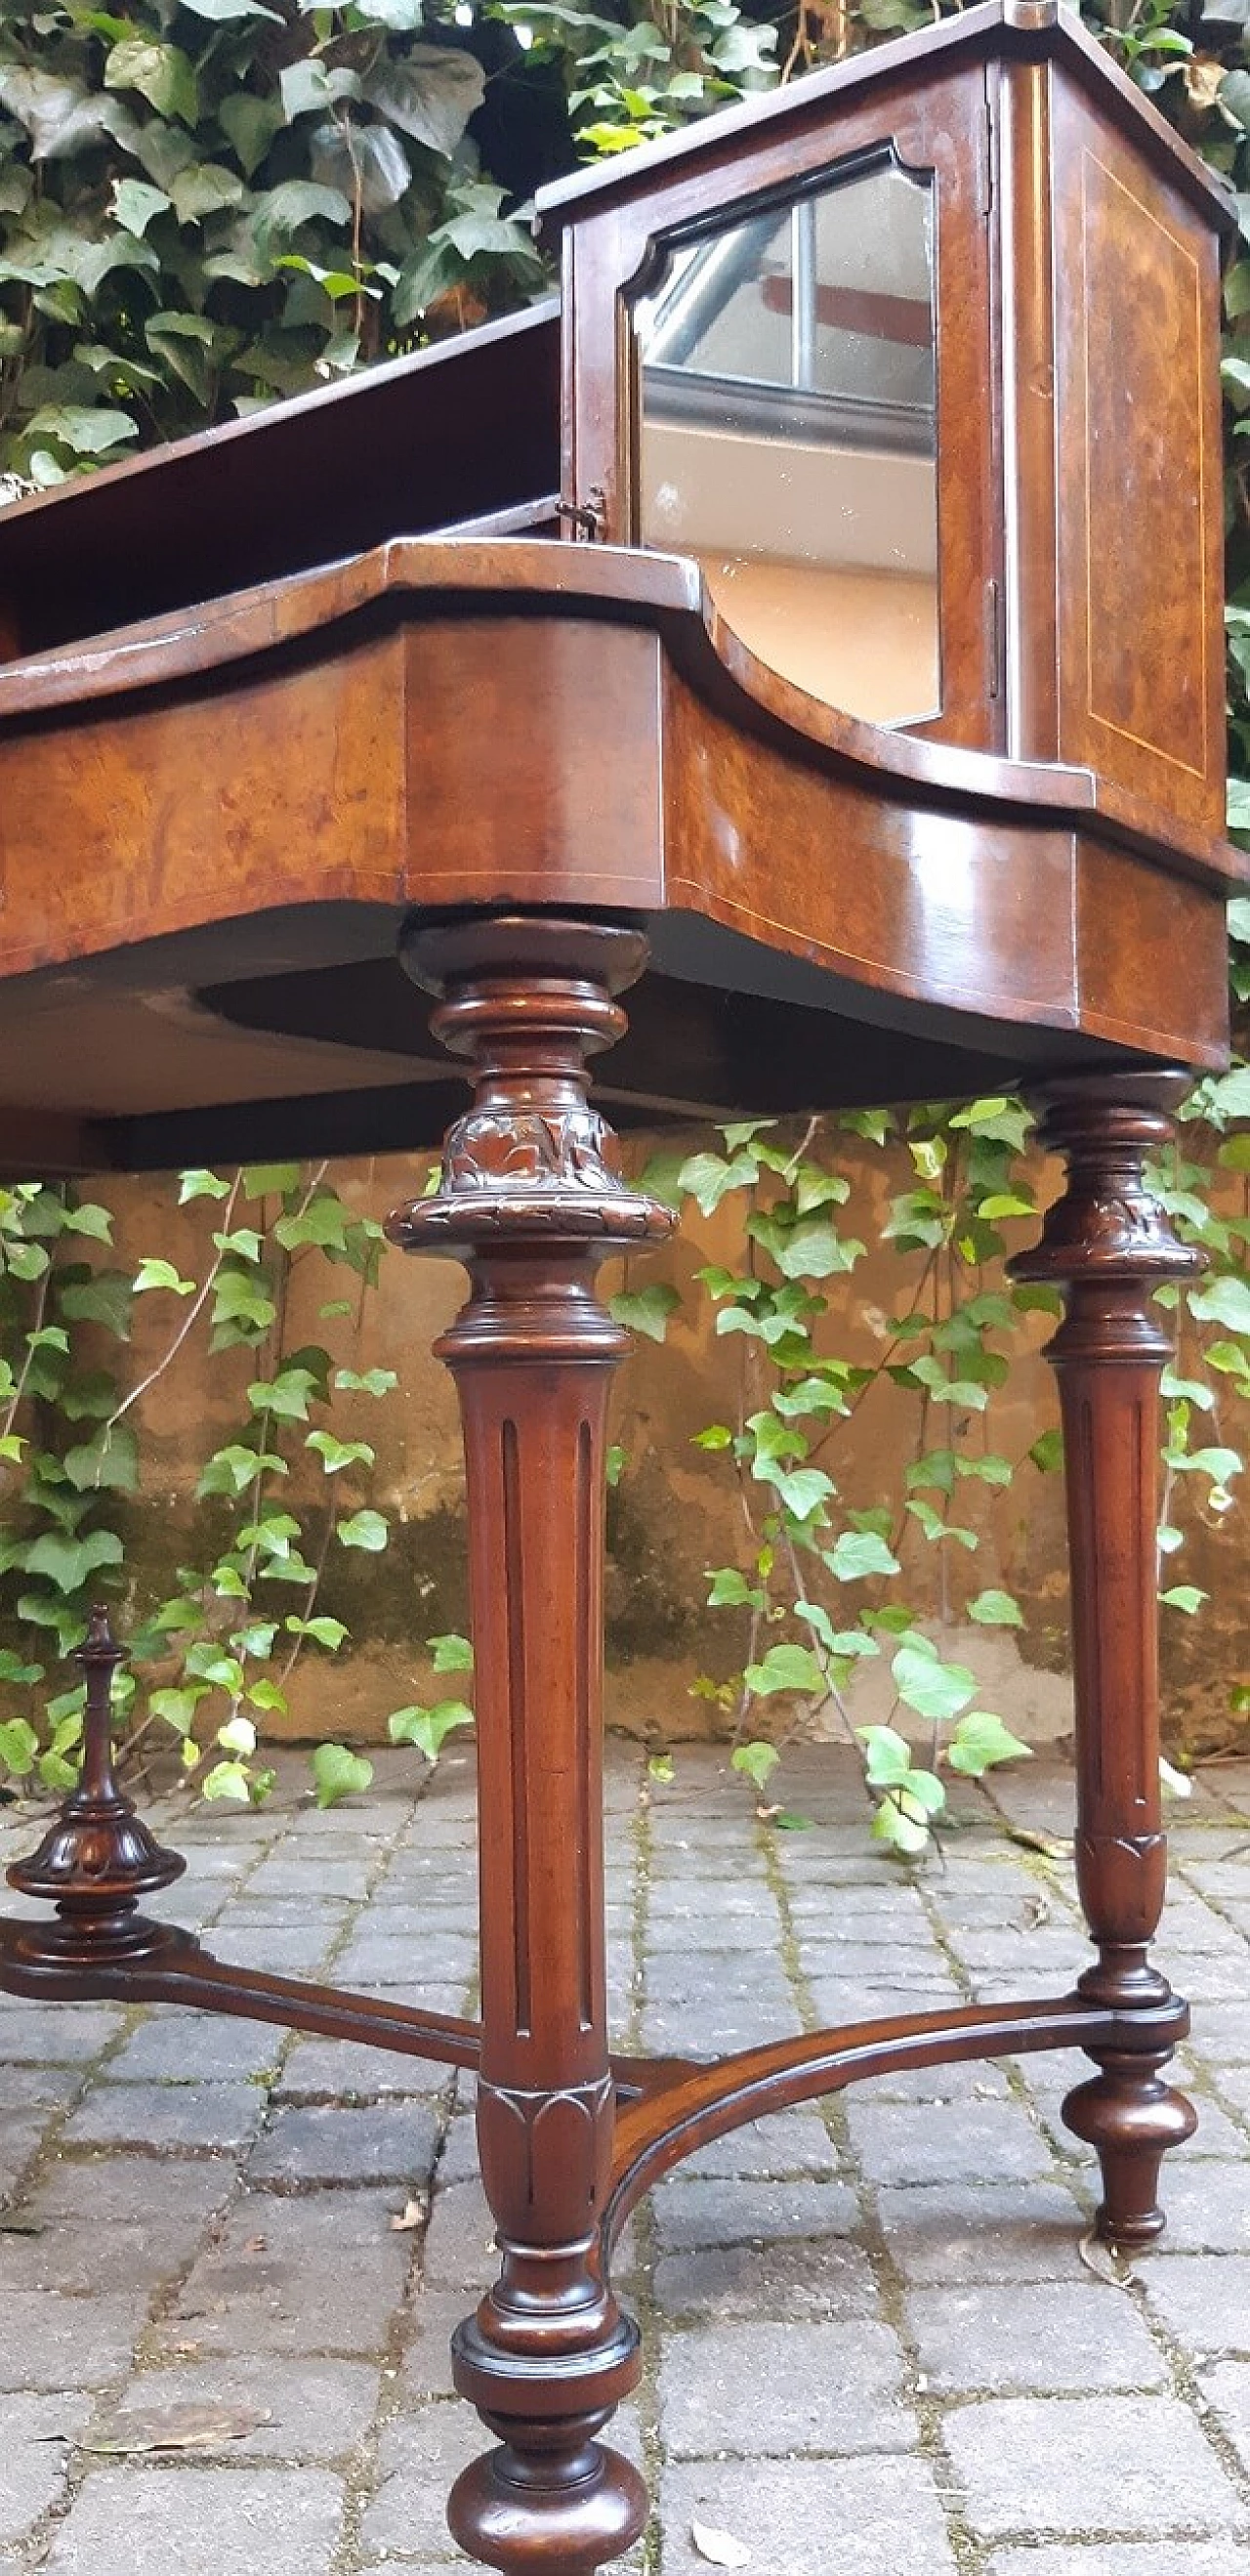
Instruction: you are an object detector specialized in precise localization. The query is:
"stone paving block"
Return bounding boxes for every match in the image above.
[420,2178,498,2293]
[989,2550,1250,2576]
[1186,2001,1250,2065]
[906,2278,1168,2393]
[875,2180,1088,2283]
[844,2096,1055,2188]
[653,2231,881,2324]
[659,2319,917,2457]
[806,1970,963,2025]
[1149,2160,1250,2255]
[678,2110,841,2179]
[797,1941,962,1988]
[943,2393,1247,2542]
[209,1924,340,1977]
[247,2100,439,2185]
[0,2114,48,2190]
[332,1927,477,1985]
[854,2059,1012,2104]
[29,2152,231,2242]
[42,2466,346,2575]
[651,2177,861,2255]
[0,2003,123,2061]
[0,2218,205,2299]
[1198,2359,1250,2475]
[642,1998,804,2052]
[1144,2253,1250,2354]
[165,2188,409,2354]
[104,2354,381,2459]
[62,2080,266,2154]
[396,2289,469,2399]
[360,2404,485,2558]
[659,2454,958,2575]
[0,2063,85,2111]
[0,2288,150,2391]
[104,2010,283,2085]
[275,2036,446,2099]
[0,2390,91,2543]
[244,1857,375,1899]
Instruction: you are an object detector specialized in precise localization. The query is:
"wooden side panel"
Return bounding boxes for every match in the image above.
[402,618,664,910]
[660,666,1081,1030]
[1051,73,1224,837]
[1076,838,1229,1064]
[0,633,408,978]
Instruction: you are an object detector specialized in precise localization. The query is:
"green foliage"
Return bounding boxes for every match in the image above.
[0,1167,423,1804]
[0,0,776,473]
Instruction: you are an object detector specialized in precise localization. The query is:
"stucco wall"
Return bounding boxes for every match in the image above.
[85,1123,1246,1759]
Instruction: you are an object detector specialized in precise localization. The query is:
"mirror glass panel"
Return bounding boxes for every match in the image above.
[635,158,939,728]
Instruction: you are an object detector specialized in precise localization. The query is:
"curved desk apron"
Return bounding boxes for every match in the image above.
[0,1,1242,2558]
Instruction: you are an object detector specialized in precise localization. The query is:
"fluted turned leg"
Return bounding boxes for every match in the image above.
[7,1606,187,1964]
[386,914,672,2573]
[1010,1073,1198,2246]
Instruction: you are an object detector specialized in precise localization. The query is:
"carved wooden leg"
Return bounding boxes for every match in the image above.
[386,914,672,2574]
[1010,1073,1198,2246]
[8,1605,186,1964]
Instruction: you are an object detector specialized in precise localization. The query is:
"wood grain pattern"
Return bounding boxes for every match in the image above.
[1050,75,1225,836]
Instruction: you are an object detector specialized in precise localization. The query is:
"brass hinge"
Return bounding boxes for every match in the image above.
[557,487,606,542]
[978,95,995,221]
[985,578,1003,700]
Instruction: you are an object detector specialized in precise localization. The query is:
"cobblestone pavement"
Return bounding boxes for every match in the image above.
[4,1740,1250,2572]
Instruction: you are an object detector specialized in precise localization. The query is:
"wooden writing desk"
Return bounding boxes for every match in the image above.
[0,5,1242,2564]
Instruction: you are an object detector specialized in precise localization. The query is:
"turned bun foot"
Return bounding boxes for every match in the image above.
[449,2429,648,2575]
[1063,2050,1197,2247]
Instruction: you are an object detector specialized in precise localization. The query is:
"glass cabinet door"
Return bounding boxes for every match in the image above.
[634,156,939,729]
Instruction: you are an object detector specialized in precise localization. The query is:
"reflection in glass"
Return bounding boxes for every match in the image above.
[635,158,939,728]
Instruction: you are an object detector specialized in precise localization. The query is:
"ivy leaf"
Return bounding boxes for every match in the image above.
[62,1425,139,1495]
[0,1717,38,1777]
[112,177,171,235]
[1161,1584,1208,1614]
[609,1284,680,1342]
[892,1644,978,1724]
[364,48,486,155]
[179,1168,230,1203]
[946,1710,1033,1777]
[825,1530,900,1583]
[218,92,283,177]
[706,1567,763,1609]
[311,1741,374,1808]
[744,1642,824,1698]
[1190,1277,1250,1335]
[388,1699,474,1761]
[285,1614,348,1650]
[104,40,199,127]
[22,1527,123,1594]
[248,1369,317,1421]
[679,1149,759,1216]
[201,1759,253,1802]
[24,404,138,456]
[335,1367,397,1398]
[429,1631,474,1671]
[336,1509,389,1552]
[180,0,282,17]
[58,1273,133,1338]
[730,1740,780,1793]
[306,1431,376,1474]
[134,1257,196,1295]
[967,1588,1024,1627]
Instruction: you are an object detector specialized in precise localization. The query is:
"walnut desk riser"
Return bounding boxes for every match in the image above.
[0,5,1241,2567]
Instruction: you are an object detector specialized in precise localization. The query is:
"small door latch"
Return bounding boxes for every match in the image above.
[557,487,606,541]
